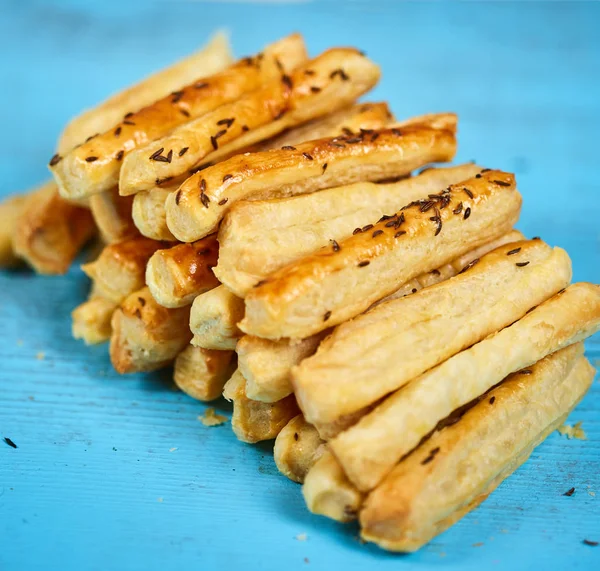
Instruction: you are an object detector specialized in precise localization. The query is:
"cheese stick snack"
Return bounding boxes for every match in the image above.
[303,448,364,523]
[174,345,236,401]
[189,285,245,350]
[132,185,178,241]
[293,239,572,429]
[239,331,329,402]
[82,236,165,303]
[110,287,192,373]
[146,236,219,308]
[274,415,325,483]
[360,344,594,551]
[217,163,478,296]
[12,182,96,275]
[223,369,300,443]
[241,170,521,339]
[167,122,456,243]
[57,31,233,153]
[0,194,30,267]
[122,48,380,197]
[72,295,119,345]
[52,34,307,199]
[254,102,392,151]
[331,283,600,492]
[89,189,138,243]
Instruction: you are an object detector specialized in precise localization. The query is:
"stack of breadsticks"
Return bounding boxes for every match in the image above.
[1,31,599,552]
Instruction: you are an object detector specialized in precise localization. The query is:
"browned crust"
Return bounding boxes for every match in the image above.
[0,193,30,267]
[167,124,457,242]
[89,188,139,243]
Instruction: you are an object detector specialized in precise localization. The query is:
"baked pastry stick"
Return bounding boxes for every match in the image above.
[0,194,30,267]
[237,230,525,405]
[110,287,192,373]
[303,448,364,523]
[293,239,572,430]
[57,31,233,153]
[360,344,594,551]
[222,369,300,443]
[189,285,245,350]
[331,282,600,492]
[146,236,219,308]
[122,47,380,197]
[254,102,393,152]
[241,170,522,340]
[72,294,119,345]
[132,185,178,241]
[174,345,236,401]
[274,415,325,483]
[89,189,138,243]
[52,34,307,199]
[216,162,478,296]
[12,182,96,275]
[82,236,165,303]
[167,122,456,243]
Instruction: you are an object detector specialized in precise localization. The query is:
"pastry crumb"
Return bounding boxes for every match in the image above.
[199,408,228,426]
[36,352,45,360]
[295,533,307,541]
[557,421,587,440]
[157,497,163,503]
[169,447,178,452]
[16,339,23,346]
[588,490,596,498]
[472,542,484,547]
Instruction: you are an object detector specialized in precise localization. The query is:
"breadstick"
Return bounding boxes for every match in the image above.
[360,344,593,551]
[274,415,325,483]
[82,236,165,303]
[189,285,245,350]
[174,345,236,401]
[217,163,477,296]
[167,122,456,243]
[72,295,119,345]
[12,182,95,275]
[241,169,521,339]
[293,239,572,428]
[109,287,192,373]
[52,34,307,199]
[222,369,299,443]
[302,448,364,523]
[122,47,380,197]
[331,283,600,492]
[131,185,178,242]
[89,188,138,243]
[0,194,29,267]
[146,236,219,308]
[57,31,233,153]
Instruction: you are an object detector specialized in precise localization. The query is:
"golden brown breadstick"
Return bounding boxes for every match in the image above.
[274,415,325,483]
[238,332,329,403]
[189,285,245,350]
[146,236,219,308]
[109,287,192,373]
[12,182,96,275]
[331,283,600,492]
[0,193,30,267]
[174,345,236,401]
[122,47,380,197]
[131,186,178,241]
[223,369,300,443]
[241,170,521,340]
[293,239,572,428]
[89,188,138,243]
[216,163,477,296]
[82,236,165,303]
[51,34,306,199]
[167,122,456,243]
[72,295,119,345]
[360,344,594,551]
[303,448,364,522]
[254,102,392,151]
[57,31,233,153]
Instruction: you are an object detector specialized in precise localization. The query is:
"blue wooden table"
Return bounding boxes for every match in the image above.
[1,1,599,570]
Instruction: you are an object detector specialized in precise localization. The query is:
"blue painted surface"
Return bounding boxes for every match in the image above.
[1,1,599,570]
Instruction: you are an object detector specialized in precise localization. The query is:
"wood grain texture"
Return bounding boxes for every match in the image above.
[0,2,599,570]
